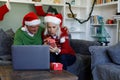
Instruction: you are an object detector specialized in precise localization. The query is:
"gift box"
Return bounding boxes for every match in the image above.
[44,37,56,48]
[50,62,63,70]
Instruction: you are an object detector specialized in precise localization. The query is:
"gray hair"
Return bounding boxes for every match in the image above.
[44,23,61,38]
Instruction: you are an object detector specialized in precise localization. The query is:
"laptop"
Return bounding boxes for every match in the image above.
[11,45,50,70]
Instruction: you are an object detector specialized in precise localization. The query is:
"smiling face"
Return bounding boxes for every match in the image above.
[26,24,39,34]
[47,22,58,36]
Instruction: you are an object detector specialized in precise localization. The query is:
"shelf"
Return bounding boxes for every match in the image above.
[113,15,120,20]
[91,33,110,38]
[65,5,86,8]
[65,18,85,20]
[91,24,117,26]
[42,3,64,7]
[69,31,85,33]
[0,0,35,4]
[0,0,64,6]
[95,1,118,7]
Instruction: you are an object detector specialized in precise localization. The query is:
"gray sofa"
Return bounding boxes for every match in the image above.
[89,43,120,80]
[67,39,100,80]
[0,28,101,80]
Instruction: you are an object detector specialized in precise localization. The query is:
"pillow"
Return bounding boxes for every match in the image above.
[5,28,15,38]
[107,43,120,64]
[5,29,14,55]
[70,40,100,55]
[89,46,111,70]
[0,29,8,55]
[67,54,90,76]
[0,28,14,56]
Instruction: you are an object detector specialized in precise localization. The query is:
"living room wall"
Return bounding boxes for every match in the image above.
[0,3,36,32]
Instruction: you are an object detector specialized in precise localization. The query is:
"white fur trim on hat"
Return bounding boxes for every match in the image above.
[25,19,41,26]
[21,26,27,31]
[60,37,65,43]
[44,16,61,25]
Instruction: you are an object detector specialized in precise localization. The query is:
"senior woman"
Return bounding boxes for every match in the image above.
[42,13,76,70]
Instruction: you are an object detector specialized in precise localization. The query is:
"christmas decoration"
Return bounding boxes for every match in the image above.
[44,13,61,25]
[44,37,56,48]
[22,12,41,27]
[34,3,46,16]
[0,0,11,21]
[21,12,41,31]
[50,62,63,70]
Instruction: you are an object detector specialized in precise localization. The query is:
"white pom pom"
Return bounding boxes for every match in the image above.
[60,37,65,43]
[21,26,27,31]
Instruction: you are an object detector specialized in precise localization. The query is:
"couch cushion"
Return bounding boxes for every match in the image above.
[5,29,14,55]
[0,29,14,56]
[89,46,111,70]
[70,40,100,55]
[67,53,91,80]
[93,63,120,80]
[67,54,90,75]
[0,28,14,65]
[107,43,120,65]
[5,28,14,38]
[0,29,8,55]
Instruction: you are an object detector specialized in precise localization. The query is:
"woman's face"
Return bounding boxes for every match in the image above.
[47,22,58,36]
[26,24,39,34]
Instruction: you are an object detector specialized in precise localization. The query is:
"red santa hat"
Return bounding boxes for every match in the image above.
[56,13,63,27]
[22,12,41,27]
[44,13,61,25]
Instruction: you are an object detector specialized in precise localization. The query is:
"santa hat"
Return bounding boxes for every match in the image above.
[22,12,41,27]
[0,0,11,21]
[44,13,61,25]
[56,13,63,27]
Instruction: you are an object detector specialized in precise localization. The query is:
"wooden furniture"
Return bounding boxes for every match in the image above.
[0,65,78,80]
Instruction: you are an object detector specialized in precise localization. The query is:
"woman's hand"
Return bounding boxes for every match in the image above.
[49,46,59,53]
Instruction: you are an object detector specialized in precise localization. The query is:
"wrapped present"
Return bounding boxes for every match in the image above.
[44,37,56,48]
[50,62,63,70]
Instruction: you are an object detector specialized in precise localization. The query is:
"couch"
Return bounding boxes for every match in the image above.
[89,43,120,80]
[67,39,100,80]
[0,28,100,80]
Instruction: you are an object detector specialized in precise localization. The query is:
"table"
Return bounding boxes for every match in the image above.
[0,65,78,80]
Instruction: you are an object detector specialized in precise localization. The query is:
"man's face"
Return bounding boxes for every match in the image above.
[26,24,39,34]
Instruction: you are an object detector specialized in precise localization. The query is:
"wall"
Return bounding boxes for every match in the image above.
[0,2,36,32]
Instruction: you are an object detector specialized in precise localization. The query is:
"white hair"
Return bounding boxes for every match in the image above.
[44,23,61,38]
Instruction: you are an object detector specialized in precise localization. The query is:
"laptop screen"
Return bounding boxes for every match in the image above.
[11,45,50,70]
